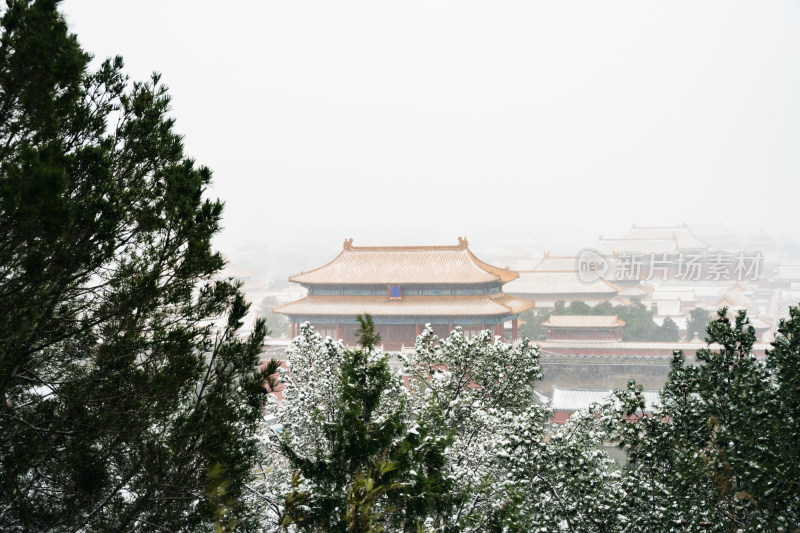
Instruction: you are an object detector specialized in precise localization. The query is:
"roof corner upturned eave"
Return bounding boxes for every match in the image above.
[465,248,519,283]
[288,240,352,285]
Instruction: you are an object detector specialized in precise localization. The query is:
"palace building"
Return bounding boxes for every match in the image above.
[541,315,625,341]
[273,238,535,350]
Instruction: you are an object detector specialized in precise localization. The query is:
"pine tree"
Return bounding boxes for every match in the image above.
[0,1,269,530]
[517,308,550,341]
[258,295,290,338]
[658,316,680,342]
[269,315,444,532]
[604,307,800,531]
[686,308,711,341]
[256,318,624,532]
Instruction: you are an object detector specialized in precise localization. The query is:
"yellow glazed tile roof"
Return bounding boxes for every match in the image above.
[273,293,534,317]
[542,315,626,328]
[289,238,519,285]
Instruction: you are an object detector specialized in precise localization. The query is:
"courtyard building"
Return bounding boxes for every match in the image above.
[274,238,535,350]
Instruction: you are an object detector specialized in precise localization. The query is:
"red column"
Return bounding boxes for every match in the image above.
[512,318,518,340]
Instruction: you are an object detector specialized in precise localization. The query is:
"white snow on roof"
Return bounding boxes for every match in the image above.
[551,386,660,412]
[531,254,582,272]
[597,237,678,255]
[537,340,773,351]
[543,315,624,328]
[618,286,648,297]
[505,271,619,295]
[650,289,697,302]
[777,258,800,280]
[623,226,711,250]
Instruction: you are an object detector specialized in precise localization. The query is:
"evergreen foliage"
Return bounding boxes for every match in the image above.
[602,307,800,531]
[686,307,712,341]
[253,317,629,532]
[0,1,268,530]
[4,2,799,532]
[519,299,680,342]
[258,306,800,531]
[517,309,550,341]
[259,295,290,338]
[266,315,447,531]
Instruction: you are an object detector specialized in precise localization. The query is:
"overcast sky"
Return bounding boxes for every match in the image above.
[62,1,800,261]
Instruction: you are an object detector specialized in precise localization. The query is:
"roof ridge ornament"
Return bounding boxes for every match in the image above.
[343,238,354,250]
[458,236,468,249]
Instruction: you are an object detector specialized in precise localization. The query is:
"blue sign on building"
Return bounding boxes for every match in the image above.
[388,285,401,299]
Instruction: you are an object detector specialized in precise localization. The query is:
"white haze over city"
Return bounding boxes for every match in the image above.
[62,1,800,274]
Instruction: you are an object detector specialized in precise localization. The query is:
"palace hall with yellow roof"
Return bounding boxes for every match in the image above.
[274,238,535,350]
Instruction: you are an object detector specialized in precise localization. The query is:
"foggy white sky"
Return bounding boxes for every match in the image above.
[62,1,800,260]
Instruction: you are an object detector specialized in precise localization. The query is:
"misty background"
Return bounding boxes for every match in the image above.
[62,1,800,279]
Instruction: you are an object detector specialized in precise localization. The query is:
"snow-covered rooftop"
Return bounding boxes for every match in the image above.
[505,271,620,295]
[542,315,625,328]
[551,386,660,412]
[289,238,518,285]
[274,293,534,317]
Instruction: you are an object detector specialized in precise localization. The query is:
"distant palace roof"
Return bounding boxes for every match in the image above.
[542,315,626,328]
[597,237,679,255]
[777,258,800,280]
[504,271,621,295]
[289,238,518,285]
[551,386,660,413]
[623,225,710,250]
[273,293,534,317]
[597,224,711,254]
[530,252,581,272]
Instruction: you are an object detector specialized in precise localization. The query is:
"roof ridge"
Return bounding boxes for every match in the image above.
[289,294,501,300]
[548,313,621,317]
[628,225,689,229]
[600,237,679,241]
[344,236,471,252]
[622,226,713,248]
[347,245,468,251]
[289,238,520,285]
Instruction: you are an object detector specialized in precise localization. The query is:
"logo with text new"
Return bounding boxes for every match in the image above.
[576,248,609,283]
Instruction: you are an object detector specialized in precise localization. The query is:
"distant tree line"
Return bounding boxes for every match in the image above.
[259,296,291,338]
[247,309,800,532]
[518,299,705,342]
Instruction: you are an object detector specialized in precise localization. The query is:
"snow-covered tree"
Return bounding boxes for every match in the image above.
[252,316,450,531]
[251,318,624,532]
[602,307,800,532]
[492,406,627,532]
[402,324,545,531]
